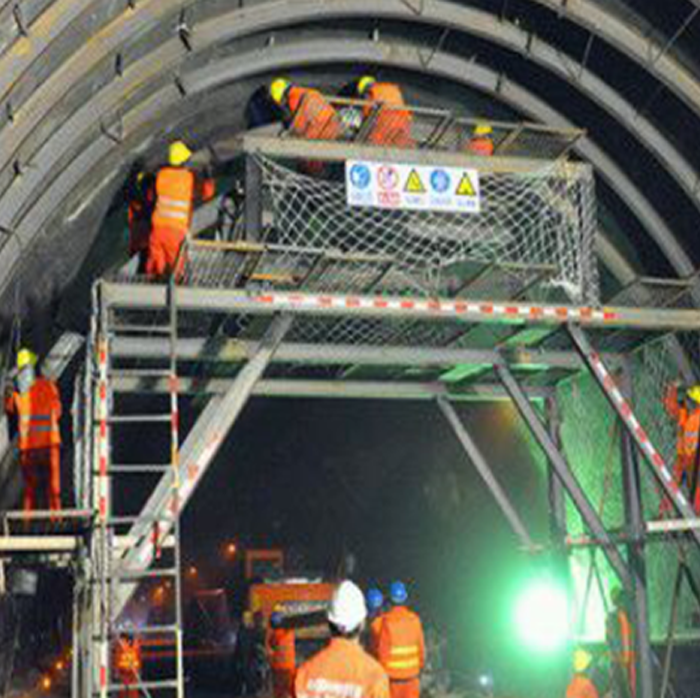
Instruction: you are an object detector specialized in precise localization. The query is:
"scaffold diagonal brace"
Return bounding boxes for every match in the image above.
[437,397,536,551]
[568,324,700,553]
[496,361,632,589]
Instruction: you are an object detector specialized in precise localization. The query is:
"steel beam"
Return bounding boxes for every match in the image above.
[437,397,536,550]
[238,134,555,174]
[109,376,553,401]
[112,313,292,618]
[110,335,597,371]
[102,283,700,332]
[496,361,632,589]
[568,325,700,553]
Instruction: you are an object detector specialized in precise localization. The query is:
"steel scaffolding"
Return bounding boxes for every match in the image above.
[3,123,700,697]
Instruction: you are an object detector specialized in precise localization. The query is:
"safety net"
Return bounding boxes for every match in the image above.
[557,329,700,643]
[247,156,600,304]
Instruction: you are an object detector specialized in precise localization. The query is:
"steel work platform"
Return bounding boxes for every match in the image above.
[10,118,700,697]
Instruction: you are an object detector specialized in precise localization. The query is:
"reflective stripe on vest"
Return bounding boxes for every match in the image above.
[155,195,191,222]
[386,645,421,671]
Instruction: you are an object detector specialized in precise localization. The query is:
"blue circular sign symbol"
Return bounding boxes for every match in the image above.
[431,169,451,193]
[350,164,371,189]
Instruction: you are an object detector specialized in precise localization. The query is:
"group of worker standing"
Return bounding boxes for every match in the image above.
[267,580,425,698]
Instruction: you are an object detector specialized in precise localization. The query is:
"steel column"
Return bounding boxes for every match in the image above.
[568,325,700,552]
[437,397,536,550]
[244,155,262,242]
[496,362,632,589]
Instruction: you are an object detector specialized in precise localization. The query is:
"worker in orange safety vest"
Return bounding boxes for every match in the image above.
[270,79,342,142]
[467,124,495,157]
[4,348,62,513]
[146,140,216,279]
[376,581,426,698]
[266,611,296,698]
[661,382,700,515]
[114,634,143,698]
[295,580,391,698]
[357,77,414,149]
[565,649,600,698]
[606,587,636,698]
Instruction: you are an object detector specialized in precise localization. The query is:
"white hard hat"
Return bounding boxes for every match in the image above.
[328,580,367,634]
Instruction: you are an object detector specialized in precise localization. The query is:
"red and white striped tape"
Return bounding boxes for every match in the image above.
[97,340,110,523]
[254,292,619,323]
[588,351,688,510]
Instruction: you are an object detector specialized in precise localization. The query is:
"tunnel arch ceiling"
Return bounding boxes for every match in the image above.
[2,0,700,340]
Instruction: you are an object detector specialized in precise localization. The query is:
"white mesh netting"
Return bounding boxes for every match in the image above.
[255,156,600,303]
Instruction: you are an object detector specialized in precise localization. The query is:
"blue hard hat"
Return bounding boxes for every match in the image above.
[270,612,284,628]
[390,581,408,605]
[366,588,384,613]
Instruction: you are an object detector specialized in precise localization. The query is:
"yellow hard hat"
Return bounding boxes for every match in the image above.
[169,141,192,167]
[474,124,494,137]
[358,76,377,96]
[688,386,700,404]
[17,348,38,371]
[270,78,291,106]
[573,649,592,674]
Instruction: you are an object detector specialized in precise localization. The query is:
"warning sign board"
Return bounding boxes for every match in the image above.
[346,161,481,213]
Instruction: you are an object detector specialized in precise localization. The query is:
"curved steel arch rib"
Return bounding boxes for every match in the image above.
[2,37,672,303]
[0,0,695,290]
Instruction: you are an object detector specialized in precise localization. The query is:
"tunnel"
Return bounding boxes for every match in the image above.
[3,0,700,697]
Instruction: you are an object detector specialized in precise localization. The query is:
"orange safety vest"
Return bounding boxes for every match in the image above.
[295,638,391,698]
[267,628,296,672]
[377,606,425,682]
[7,377,62,451]
[363,83,413,148]
[287,88,341,141]
[152,167,196,235]
[566,673,599,698]
[665,385,700,463]
[115,639,142,675]
[468,137,495,157]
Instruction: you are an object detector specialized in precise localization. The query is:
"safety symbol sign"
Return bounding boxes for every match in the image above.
[346,161,481,213]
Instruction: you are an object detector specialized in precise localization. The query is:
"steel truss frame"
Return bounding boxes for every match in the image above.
[80,266,700,697]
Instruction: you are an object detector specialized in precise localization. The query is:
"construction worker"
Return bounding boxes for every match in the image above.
[366,587,385,657]
[606,587,635,698]
[266,611,296,698]
[376,582,426,698]
[114,634,142,698]
[357,77,414,149]
[146,140,216,279]
[295,580,391,698]
[127,170,156,273]
[4,349,62,513]
[269,79,342,141]
[566,649,600,698]
[467,124,495,156]
[661,382,700,515]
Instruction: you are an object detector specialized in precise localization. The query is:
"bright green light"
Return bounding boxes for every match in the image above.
[515,579,571,653]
